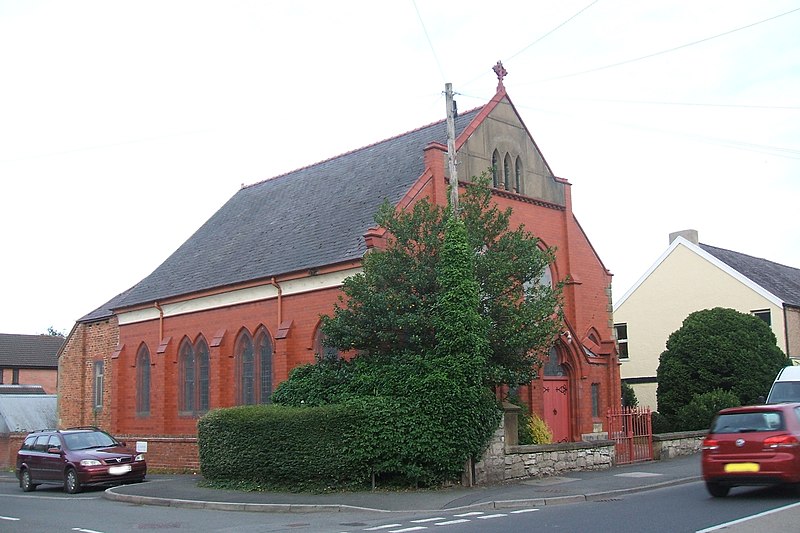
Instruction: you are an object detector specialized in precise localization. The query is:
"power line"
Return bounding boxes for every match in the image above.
[508,0,600,61]
[536,6,800,82]
[459,1,600,90]
[411,0,447,83]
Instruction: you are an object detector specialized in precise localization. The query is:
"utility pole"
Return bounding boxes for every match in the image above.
[445,83,459,217]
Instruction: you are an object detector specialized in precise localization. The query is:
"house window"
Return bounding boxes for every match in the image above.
[614,323,629,360]
[591,383,600,418]
[314,328,340,361]
[93,361,104,409]
[503,153,512,190]
[136,344,151,416]
[235,328,273,405]
[515,156,523,193]
[179,337,210,416]
[491,150,500,188]
[752,309,771,326]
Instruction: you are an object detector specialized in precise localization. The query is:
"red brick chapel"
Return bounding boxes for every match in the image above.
[59,66,620,470]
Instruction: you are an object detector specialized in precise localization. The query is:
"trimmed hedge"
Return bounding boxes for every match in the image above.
[198,404,372,490]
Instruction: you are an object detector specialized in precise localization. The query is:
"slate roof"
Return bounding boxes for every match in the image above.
[0,333,63,368]
[701,243,800,307]
[110,107,485,310]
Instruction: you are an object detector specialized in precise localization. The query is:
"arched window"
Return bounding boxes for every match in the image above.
[179,336,210,416]
[235,330,255,405]
[515,156,523,193]
[256,327,274,403]
[503,153,512,190]
[235,328,274,405]
[314,327,340,361]
[136,344,151,416]
[543,347,566,377]
[491,150,500,188]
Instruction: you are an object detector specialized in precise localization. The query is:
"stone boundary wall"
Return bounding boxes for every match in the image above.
[653,430,706,460]
[471,412,705,486]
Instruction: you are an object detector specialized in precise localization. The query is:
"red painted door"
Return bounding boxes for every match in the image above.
[543,378,570,442]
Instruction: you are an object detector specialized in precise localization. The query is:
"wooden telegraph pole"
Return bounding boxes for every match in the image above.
[445,83,459,217]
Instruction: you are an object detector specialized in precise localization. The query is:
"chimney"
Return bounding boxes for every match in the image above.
[669,229,699,245]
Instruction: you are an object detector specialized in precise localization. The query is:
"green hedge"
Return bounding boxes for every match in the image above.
[198,404,372,490]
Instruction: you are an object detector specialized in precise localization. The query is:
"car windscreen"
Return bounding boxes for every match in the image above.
[710,411,784,434]
[767,381,800,403]
[63,431,119,450]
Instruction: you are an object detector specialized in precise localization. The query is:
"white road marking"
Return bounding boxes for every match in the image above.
[435,519,471,526]
[1,516,21,521]
[389,527,427,533]
[510,508,540,513]
[695,501,800,532]
[411,517,445,523]
[72,529,105,533]
[477,513,507,519]
[365,526,402,531]
[453,511,484,517]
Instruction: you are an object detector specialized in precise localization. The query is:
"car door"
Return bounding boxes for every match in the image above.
[39,434,64,481]
[26,435,51,481]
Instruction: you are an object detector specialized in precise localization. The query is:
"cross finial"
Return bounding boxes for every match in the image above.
[493,60,508,91]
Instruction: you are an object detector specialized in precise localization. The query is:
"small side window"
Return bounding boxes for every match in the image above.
[22,436,36,450]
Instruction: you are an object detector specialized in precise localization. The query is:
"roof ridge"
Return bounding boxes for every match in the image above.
[242,105,484,190]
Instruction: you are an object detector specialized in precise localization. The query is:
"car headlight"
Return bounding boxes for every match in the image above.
[134,454,145,462]
[80,459,102,466]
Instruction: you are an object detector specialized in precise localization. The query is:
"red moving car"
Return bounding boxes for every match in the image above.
[16,427,147,494]
[702,403,800,497]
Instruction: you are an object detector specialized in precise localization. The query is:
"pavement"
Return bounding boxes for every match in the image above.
[84,453,703,513]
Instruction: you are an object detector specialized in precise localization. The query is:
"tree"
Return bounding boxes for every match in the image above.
[657,307,789,424]
[320,174,563,388]
[46,326,65,337]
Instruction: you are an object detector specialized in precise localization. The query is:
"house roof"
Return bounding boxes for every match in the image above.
[102,106,485,312]
[0,333,62,368]
[700,243,800,308]
[614,236,800,310]
[0,394,57,434]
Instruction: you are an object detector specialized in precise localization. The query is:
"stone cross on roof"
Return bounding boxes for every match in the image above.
[493,61,508,91]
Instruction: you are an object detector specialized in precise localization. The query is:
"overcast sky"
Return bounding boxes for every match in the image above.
[2,0,799,336]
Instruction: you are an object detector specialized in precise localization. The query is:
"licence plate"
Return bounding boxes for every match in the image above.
[108,464,132,475]
[724,463,760,473]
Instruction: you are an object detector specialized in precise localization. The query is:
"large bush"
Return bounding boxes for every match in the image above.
[657,307,789,428]
[674,389,741,431]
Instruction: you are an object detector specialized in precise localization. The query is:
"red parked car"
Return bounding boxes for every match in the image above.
[702,403,800,497]
[16,427,146,494]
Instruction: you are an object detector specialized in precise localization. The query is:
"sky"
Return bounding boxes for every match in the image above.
[1,0,799,336]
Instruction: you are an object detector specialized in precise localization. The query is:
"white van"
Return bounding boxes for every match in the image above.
[765,366,800,404]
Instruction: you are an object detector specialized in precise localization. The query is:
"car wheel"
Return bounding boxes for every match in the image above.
[706,481,730,498]
[20,468,37,492]
[64,468,82,494]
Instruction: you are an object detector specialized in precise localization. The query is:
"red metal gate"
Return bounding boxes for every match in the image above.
[607,406,653,464]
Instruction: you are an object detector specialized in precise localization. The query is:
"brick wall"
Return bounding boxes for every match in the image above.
[58,318,119,429]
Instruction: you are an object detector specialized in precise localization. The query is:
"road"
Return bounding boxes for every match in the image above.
[2,479,800,532]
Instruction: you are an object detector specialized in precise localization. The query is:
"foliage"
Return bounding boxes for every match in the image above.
[197,404,372,491]
[657,307,789,421]
[267,212,504,487]
[46,326,65,337]
[321,173,563,388]
[621,381,638,407]
[527,413,553,444]
[674,389,741,431]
